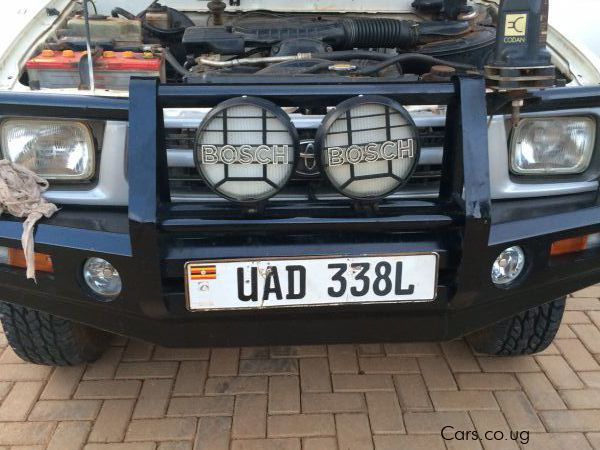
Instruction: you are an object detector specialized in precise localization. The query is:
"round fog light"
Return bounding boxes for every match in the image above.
[491,246,525,286]
[83,257,122,298]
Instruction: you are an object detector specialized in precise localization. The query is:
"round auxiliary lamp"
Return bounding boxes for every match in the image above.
[194,96,299,203]
[314,95,421,201]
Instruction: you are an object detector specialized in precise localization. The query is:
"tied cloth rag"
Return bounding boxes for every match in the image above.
[0,160,58,280]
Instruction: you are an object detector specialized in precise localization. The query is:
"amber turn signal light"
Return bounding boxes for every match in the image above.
[0,246,53,273]
[551,236,589,256]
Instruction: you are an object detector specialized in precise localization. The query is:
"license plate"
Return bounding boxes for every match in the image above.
[185,254,438,311]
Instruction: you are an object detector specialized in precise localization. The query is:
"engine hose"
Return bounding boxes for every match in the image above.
[342,18,419,49]
[355,53,475,75]
[163,48,189,76]
[310,51,389,61]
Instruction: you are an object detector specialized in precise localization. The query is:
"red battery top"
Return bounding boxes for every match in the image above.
[26,50,162,71]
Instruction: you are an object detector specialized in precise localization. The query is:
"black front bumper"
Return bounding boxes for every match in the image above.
[0,76,599,347]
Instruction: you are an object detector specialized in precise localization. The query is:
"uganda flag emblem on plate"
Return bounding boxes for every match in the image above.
[189,264,217,280]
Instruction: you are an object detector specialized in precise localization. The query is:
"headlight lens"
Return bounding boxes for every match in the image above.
[510,117,596,175]
[0,118,95,180]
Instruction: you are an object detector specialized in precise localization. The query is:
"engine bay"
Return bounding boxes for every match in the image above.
[20,0,563,91]
[20,0,505,90]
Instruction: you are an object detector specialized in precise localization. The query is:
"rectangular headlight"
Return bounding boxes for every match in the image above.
[510,116,596,175]
[0,118,95,180]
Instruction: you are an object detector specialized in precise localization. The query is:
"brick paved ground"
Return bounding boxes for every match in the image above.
[1,286,600,449]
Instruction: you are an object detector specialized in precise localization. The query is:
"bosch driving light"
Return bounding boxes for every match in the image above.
[194,97,298,203]
[491,246,525,286]
[83,257,122,299]
[510,117,596,175]
[0,118,95,180]
[314,96,420,200]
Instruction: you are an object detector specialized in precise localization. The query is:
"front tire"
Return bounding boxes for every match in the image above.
[0,301,109,366]
[467,297,566,356]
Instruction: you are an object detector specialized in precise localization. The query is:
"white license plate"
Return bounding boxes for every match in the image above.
[185,254,438,311]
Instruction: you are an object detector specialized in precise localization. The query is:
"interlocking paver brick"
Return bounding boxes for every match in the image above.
[469,411,519,450]
[536,355,584,389]
[358,344,384,356]
[429,391,498,411]
[302,392,365,413]
[456,373,520,390]
[268,376,300,414]
[570,324,600,354]
[89,399,135,443]
[75,380,142,399]
[125,418,197,442]
[403,411,472,434]
[270,345,327,359]
[477,356,539,373]
[441,341,481,373]
[47,421,92,450]
[115,362,178,380]
[516,372,567,410]
[0,381,43,421]
[327,344,358,374]
[172,361,208,396]
[167,396,234,417]
[267,414,335,438]
[302,437,337,450]
[300,358,331,392]
[393,374,433,411]
[528,433,593,450]
[332,374,394,392]
[494,391,545,432]
[40,365,85,400]
[359,356,419,374]
[540,410,600,432]
[566,298,600,310]
[0,422,56,446]
[564,311,591,323]
[84,444,156,450]
[239,359,298,376]
[83,347,124,380]
[240,347,269,359]
[153,347,209,361]
[0,363,52,381]
[157,442,192,450]
[133,379,173,419]
[373,435,445,450]
[418,356,457,391]
[383,342,440,356]
[586,433,600,449]
[231,395,267,439]
[231,438,301,450]
[365,392,404,433]
[555,339,600,371]
[572,286,600,298]
[580,372,600,388]
[336,413,374,450]
[123,340,154,362]
[205,376,268,396]
[209,348,240,376]
[193,416,231,450]
[560,389,600,409]
[28,399,102,421]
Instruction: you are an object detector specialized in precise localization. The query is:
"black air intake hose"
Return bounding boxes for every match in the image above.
[342,19,419,48]
[340,18,418,49]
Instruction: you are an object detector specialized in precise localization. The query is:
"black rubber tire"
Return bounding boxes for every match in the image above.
[0,301,109,366]
[467,297,566,356]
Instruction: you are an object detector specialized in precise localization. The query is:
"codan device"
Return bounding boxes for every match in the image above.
[485,0,555,90]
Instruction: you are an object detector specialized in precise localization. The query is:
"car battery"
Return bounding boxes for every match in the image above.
[26,50,165,90]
